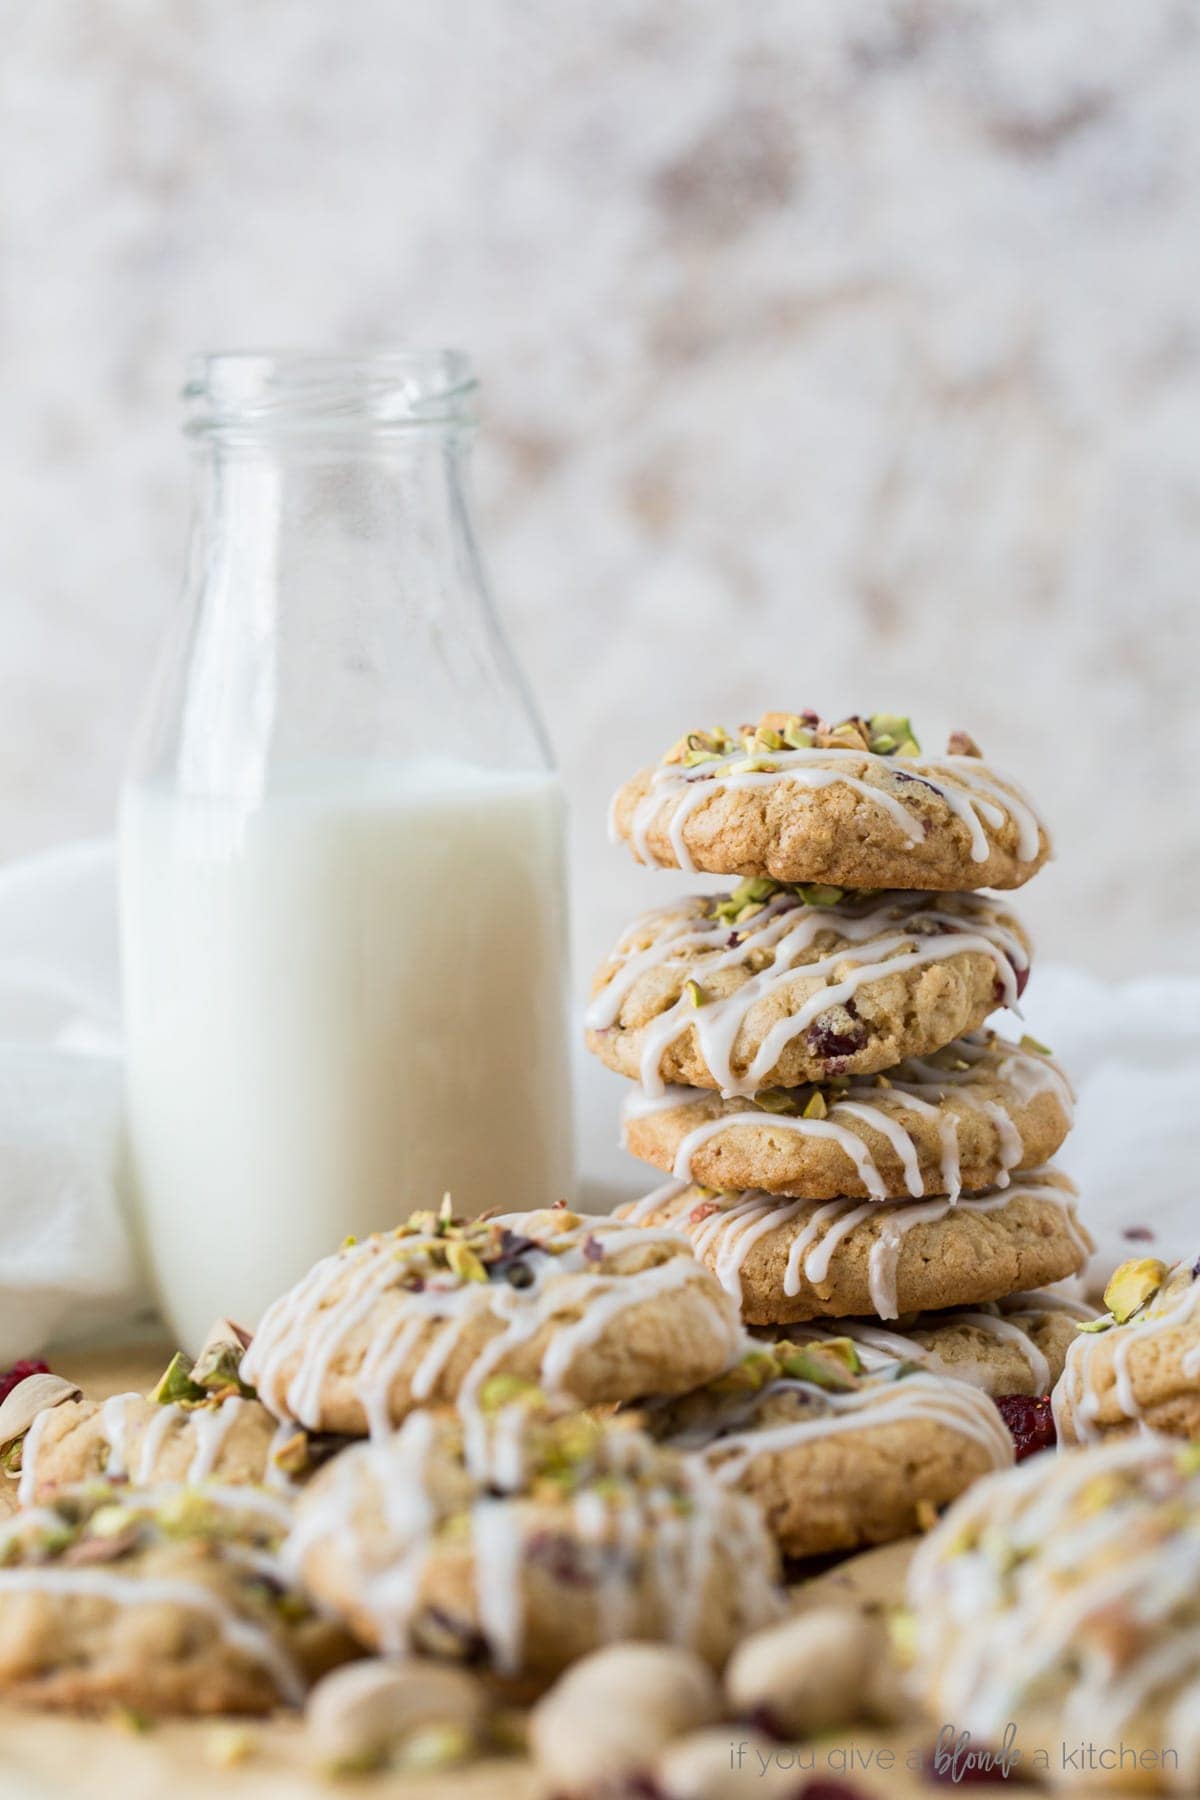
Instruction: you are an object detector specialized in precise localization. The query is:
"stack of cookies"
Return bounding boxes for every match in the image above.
[587,710,1095,1512]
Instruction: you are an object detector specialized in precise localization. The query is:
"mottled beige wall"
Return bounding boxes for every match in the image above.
[1,2,1197,978]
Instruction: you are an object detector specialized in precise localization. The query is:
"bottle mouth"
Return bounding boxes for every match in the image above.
[183,349,479,437]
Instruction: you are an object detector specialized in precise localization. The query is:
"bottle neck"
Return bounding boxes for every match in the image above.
[130,422,551,804]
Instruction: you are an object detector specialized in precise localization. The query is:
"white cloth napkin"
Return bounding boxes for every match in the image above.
[0,841,144,1363]
[0,840,1196,1363]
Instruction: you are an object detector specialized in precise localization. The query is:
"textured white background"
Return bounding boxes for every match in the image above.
[1,1,1198,986]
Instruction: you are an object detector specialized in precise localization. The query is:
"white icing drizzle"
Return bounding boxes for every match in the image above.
[624,1033,1071,1202]
[674,1369,1013,1486]
[619,742,1045,874]
[636,1173,1086,1321]
[242,1214,739,1436]
[284,1411,782,1678]
[1052,1261,1200,1444]
[910,1437,1200,1788]
[0,1484,303,1703]
[0,1566,306,1705]
[588,890,1029,1099]
[98,1392,136,1479]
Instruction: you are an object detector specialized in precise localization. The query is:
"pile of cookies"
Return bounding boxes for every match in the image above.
[588,709,1097,1542]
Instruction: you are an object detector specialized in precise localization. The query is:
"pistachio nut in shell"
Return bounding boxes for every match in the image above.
[0,1373,82,1451]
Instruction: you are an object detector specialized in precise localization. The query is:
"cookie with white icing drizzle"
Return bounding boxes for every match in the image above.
[642,1335,1013,1558]
[1054,1255,1200,1445]
[774,1286,1096,1400]
[622,1031,1071,1200]
[586,886,1029,1095]
[241,1204,743,1437]
[617,1170,1092,1324]
[0,1483,355,1714]
[10,1390,331,1506]
[284,1395,784,1681]
[610,712,1050,891]
[909,1436,1200,1790]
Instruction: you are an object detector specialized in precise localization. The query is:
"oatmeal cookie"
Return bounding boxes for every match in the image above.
[621,1032,1070,1199]
[618,1170,1092,1324]
[644,1336,1013,1558]
[1053,1255,1200,1445]
[586,887,1029,1095]
[242,1205,742,1436]
[610,713,1049,891]
[286,1398,783,1681]
[910,1436,1200,1790]
[0,1484,354,1714]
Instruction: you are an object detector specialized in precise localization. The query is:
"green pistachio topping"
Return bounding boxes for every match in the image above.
[1019,1034,1053,1057]
[1104,1257,1169,1324]
[149,1351,207,1408]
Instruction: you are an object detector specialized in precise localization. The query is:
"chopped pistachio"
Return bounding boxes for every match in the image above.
[478,1374,541,1412]
[781,717,814,749]
[205,1725,258,1768]
[1019,1034,1053,1057]
[753,1089,800,1116]
[712,876,778,923]
[946,728,983,757]
[1076,1316,1114,1334]
[802,1091,828,1120]
[271,1429,313,1477]
[397,1722,476,1772]
[684,979,706,1008]
[795,883,846,908]
[778,1344,860,1392]
[90,1503,138,1539]
[1176,1444,1200,1476]
[446,1241,488,1284]
[709,1349,781,1397]
[867,714,921,757]
[1104,1258,1168,1324]
[887,1606,917,1665]
[149,1351,207,1408]
[111,1708,154,1736]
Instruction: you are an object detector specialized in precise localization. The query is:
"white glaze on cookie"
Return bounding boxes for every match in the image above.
[242,1213,738,1436]
[284,1409,782,1675]
[17,1393,267,1505]
[792,1289,1093,1397]
[625,1173,1089,1320]
[616,743,1045,874]
[588,891,1029,1098]
[663,1367,1013,1485]
[1052,1260,1200,1443]
[623,1033,1072,1200]
[910,1436,1200,1786]
[0,1484,305,1705]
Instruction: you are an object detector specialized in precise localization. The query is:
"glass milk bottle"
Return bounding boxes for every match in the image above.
[120,350,574,1351]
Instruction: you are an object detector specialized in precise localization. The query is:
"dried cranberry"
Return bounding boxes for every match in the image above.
[806,1021,867,1061]
[1123,1225,1156,1243]
[996,1393,1055,1461]
[524,1530,596,1588]
[0,1359,49,1406]
[992,963,1029,1004]
[582,1234,604,1264]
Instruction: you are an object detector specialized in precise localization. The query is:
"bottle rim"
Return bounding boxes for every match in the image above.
[183,348,479,437]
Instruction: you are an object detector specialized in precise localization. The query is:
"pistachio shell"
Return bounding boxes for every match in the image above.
[0,1372,82,1451]
[306,1659,485,1774]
